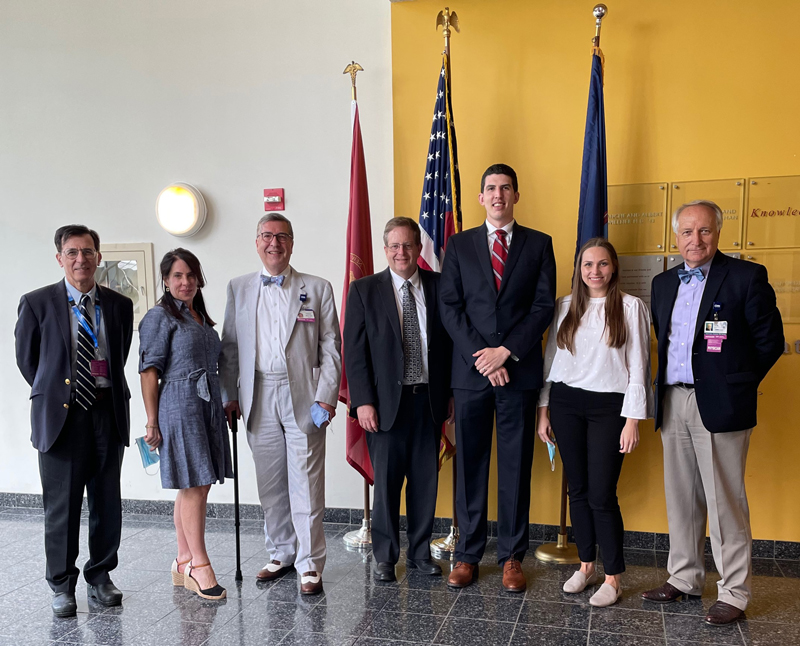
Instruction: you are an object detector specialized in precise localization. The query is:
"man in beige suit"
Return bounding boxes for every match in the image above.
[219,213,341,595]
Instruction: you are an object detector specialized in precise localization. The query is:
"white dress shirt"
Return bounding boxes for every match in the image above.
[485,219,515,255]
[538,293,654,419]
[64,280,111,388]
[256,267,292,373]
[389,268,429,385]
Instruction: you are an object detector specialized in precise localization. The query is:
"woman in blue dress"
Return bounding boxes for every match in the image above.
[139,248,232,600]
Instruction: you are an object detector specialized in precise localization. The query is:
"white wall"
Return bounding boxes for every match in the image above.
[0,0,394,508]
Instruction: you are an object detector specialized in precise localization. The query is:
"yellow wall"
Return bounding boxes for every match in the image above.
[391,0,800,540]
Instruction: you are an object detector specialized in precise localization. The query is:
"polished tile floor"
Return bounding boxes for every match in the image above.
[0,507,798,646]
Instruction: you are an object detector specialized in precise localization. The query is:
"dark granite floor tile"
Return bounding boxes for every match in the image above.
[320,584,394,611]
[361,610,443,641]
[261,579,326,608]
[739,620,800,646]
[774,541,800,561]
[589,606,666,638]
[750,559,783,578]
[655,534,670,553]
[0,606,92,643]
[98,591,178,624]
[747,577,800,623]
[129,614,223,646]
[56,614,146,644]
[776,559,800,578]
[379,588,457,615]
[750,541,774,560]
[664,613,745,645]
[293,605,376,637]
[449,593,523,622]
[517,600,590,630]
[201,624,287,646]
[282,631,356,646]
[509,624,588,646]
[324,508,352,524]
[589,633,666,646]
[622,532,655,551]
[235,600,307,631]
[433,617,515,646]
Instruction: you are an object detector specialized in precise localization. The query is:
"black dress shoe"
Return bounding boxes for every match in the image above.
[87,582,123,607]
[406,558,442,576]
[372,561,396,582]
[52,592,77,618]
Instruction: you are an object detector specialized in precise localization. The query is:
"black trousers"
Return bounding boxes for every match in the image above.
[549,382,627,575]
[38,393,124,593]
[366,385,440,564]
[453,385,537,565]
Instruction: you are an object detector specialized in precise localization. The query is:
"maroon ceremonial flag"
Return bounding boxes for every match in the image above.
[340,100,375,484]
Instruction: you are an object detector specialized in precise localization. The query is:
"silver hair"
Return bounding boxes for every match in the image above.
[256,212,294,238]
[672,200,723,234]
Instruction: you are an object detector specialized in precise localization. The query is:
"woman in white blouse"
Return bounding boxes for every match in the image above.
[537,238,652,607]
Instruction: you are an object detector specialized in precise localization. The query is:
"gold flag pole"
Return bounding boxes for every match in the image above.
[340,60,372,553]
[536,5,608,566]
[430,6,460,561]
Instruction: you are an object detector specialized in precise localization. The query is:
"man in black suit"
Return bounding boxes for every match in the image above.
[344,217,453,581]
[15,225,133,617]
[644,201,784,625]
[440,164,556,592]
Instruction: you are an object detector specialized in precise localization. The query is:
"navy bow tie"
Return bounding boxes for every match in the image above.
[261,274,285,287]
[677,267,705,284]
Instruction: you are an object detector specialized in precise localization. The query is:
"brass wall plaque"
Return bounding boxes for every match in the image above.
[608,183,668,254]
[669,179,745,252]
[618,255,665,306]
[742,250,800,323]
[745,175,800,249]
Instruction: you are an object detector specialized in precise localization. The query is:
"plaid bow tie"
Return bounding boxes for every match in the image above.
[261,274,285,287]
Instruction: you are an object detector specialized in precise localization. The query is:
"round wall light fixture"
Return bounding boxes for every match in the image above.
[155,183,207,237]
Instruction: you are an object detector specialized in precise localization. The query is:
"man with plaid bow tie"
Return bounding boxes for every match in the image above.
[219,213,341,595]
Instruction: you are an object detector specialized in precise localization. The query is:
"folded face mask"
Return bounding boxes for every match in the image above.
[310,402,331,428]
[135,436,160,473]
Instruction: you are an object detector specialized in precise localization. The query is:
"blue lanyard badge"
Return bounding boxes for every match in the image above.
[67,294,101,351]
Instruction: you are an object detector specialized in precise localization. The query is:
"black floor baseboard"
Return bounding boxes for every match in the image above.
[2,491,798,560]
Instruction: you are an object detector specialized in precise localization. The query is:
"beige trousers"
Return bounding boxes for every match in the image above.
[661,385,752,610]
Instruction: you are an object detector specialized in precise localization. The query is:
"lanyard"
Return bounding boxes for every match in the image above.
[67,294,101,350]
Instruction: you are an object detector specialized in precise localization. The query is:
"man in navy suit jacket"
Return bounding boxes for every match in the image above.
[643,201,783,626]
[15,225,133,618]
[440,164,556,592]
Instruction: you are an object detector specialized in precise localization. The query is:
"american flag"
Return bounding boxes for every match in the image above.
[418,55,461,272]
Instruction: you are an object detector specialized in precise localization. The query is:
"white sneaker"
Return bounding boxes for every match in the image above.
[563,569,598,593]
[589,582,623,607]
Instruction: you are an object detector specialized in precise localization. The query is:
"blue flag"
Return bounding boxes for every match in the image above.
[575,49,608,262]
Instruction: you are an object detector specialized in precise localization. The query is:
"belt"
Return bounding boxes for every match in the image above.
[670,382,694,389]
[403,383,428,394]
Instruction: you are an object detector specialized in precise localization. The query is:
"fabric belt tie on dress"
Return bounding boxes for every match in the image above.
[162,369,216,427]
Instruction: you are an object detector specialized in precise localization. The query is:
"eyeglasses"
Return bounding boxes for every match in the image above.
[386,243,416,252]
[258,232,293,244]
[62,248,97,260]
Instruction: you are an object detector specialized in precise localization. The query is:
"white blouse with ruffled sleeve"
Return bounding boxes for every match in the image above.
[538,293,654,420]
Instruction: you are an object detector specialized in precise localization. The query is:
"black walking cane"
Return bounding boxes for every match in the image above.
[231,414,243,582]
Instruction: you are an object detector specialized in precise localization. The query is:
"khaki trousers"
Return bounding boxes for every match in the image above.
[661,385,752,610]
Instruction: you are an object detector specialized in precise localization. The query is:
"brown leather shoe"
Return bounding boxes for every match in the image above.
[705,601,744,626]
[641,581,695,603]
[502,557,526,593]
[256,560,294,582]
[300,571,323,595]
[447,561,478,588]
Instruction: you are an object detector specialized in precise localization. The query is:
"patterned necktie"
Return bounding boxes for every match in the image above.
[261,274,285,287]
[401,281,423,383]
[491,229,508,290]
[677,267,705,284]
[75,294,97,410]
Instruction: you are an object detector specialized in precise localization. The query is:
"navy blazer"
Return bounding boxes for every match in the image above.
[15,280,134,452]
[651,251,784,433]
[344,267,452,431]
[439,223,556,391]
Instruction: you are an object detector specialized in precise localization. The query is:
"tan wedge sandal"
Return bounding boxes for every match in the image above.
[184,562,226,600]
[171,558,191,586]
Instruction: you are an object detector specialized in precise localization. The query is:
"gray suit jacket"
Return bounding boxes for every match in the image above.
[218,266,342,434]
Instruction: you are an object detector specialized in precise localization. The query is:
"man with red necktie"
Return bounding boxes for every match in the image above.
[439,163,556,592]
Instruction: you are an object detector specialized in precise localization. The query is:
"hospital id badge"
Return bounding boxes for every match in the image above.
[90,359,109,378]
[703,320,727,353]
[297,308,315,323]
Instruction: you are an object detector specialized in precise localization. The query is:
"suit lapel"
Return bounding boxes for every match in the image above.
[660,269,681,346]
[693,252,729,345]
[245,272,261,354]
[52,280,72,357]
[97,285,116,362]
[378,269,402,344]
[472,228,496,293]
[499,224,527,297]
[284,267,305,344]
[420,269,435,336]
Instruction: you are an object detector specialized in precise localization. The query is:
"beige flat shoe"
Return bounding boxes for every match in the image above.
[589,582,622,607]
[563,569,599,593]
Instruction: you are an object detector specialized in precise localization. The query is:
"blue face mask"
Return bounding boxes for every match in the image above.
[135,436,160,474]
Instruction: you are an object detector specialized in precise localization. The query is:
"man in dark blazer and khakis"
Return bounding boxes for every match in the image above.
[344,217,453,581]
[15,225,133,618]
[440,164,556,592]
[644,200,784,626]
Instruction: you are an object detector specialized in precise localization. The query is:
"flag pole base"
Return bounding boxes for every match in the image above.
[343,518,372,551]
[534,533,580,564]
[430,525,459,560]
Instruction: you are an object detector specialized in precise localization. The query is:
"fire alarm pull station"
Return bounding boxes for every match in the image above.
[264,189,285,211]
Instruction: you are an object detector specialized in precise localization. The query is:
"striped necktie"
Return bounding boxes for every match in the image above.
[75,294,97,410]
[491,229,508,290]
